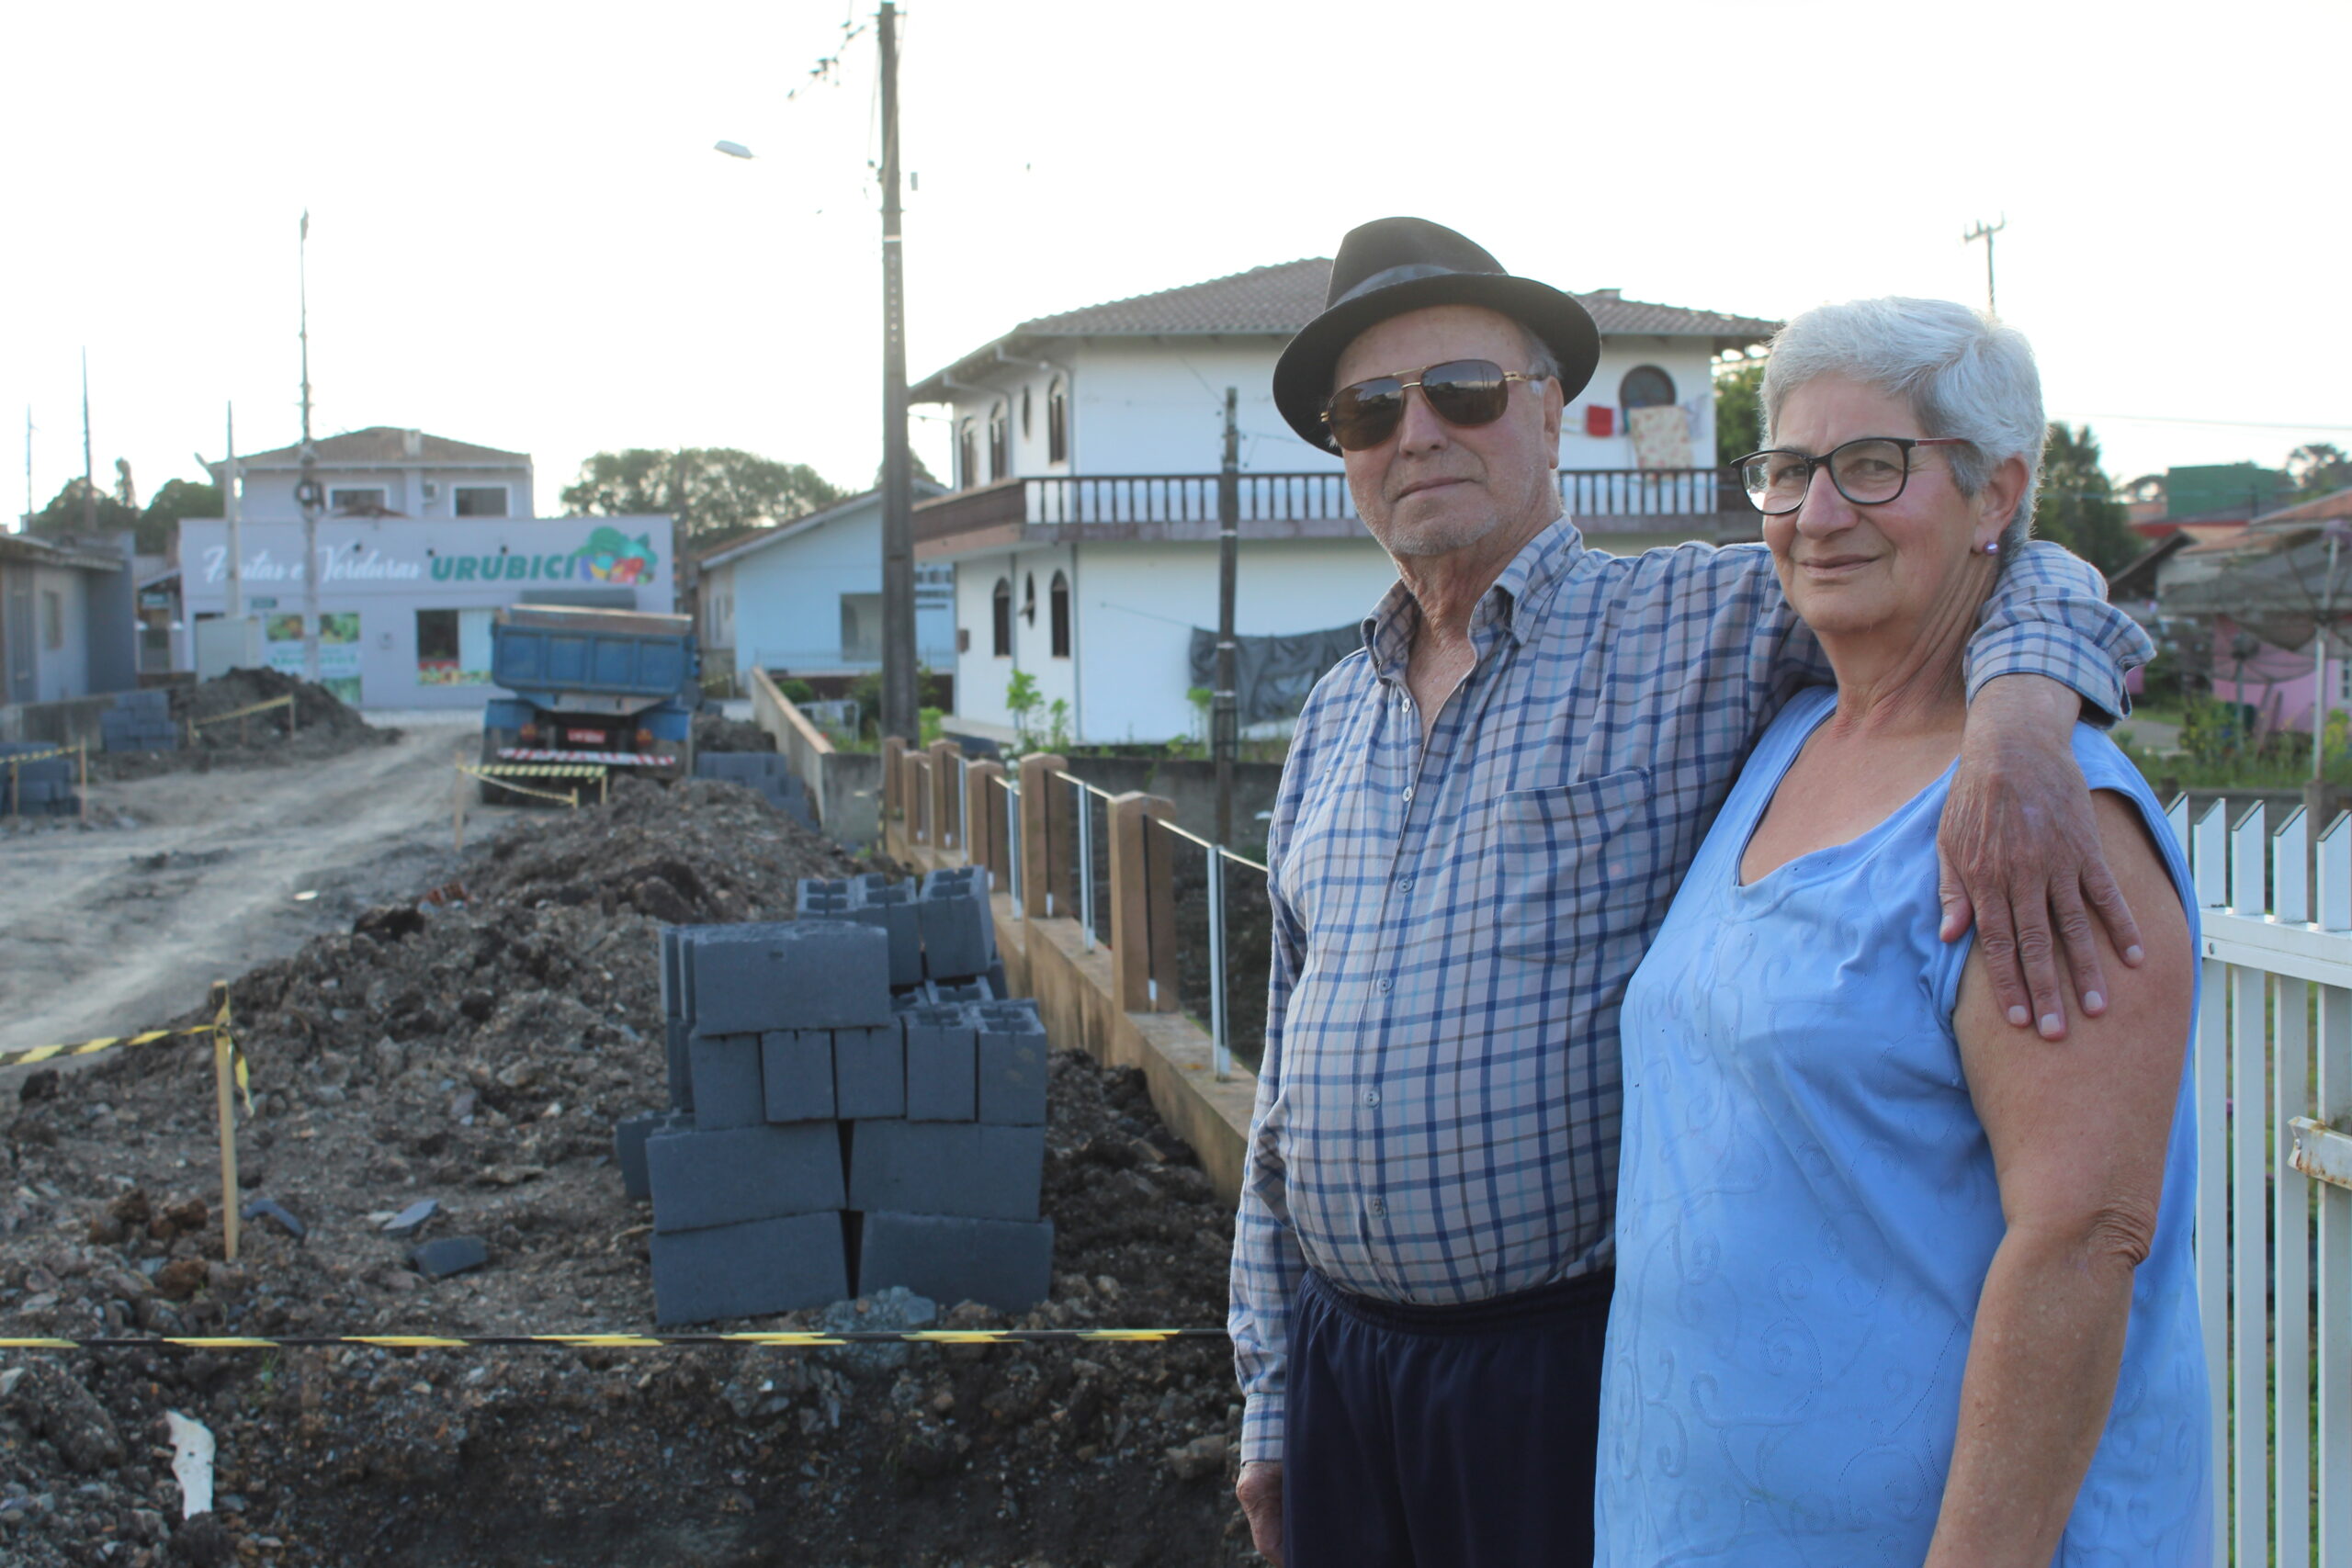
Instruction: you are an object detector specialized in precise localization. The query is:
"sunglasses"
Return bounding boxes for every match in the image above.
[1321,359,1550,452]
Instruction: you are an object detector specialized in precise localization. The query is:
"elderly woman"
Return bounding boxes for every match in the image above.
[1592,299,2210,1565]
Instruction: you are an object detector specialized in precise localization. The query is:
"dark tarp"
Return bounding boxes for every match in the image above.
[1189,623,1364,727]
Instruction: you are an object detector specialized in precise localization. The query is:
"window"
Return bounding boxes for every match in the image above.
[329,487,388,513]
[415,607,494,685]
[1021,386,1033,438]
[840,593,882,663]
[453,485,508,517]
[1619,365,1677,414]
[1048,570,1070,658]
[40,591,63,650]
[987,402,1009,482]
[1046,378,1069,464]
[958,420,978,490]
[990,578,1012,657]
[1023,571,1036,626]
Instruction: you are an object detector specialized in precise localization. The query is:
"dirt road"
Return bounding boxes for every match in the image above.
[0,716,518,1061]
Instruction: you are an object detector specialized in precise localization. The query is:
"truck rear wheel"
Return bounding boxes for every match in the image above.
[479,730,520,806]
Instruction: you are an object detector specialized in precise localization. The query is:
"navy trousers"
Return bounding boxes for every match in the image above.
[1281,1268,1613,1568]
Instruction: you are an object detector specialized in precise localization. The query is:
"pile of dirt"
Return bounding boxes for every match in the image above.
[0,776,1253,1566]
[691,710,775,756]
[96,671,396,782]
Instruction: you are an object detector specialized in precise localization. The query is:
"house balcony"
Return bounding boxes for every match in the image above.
[913,469,1755,556]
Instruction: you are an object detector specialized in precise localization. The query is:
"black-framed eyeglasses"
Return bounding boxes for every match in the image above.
[1321,360,1550,453]
[1732,436,1973,514]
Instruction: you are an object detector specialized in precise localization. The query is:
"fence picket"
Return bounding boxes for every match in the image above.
[2320,979,2352,1564]
[2275,805,2310,925]
[2275,969,2313,1568]
[2195,801,2230,908]
[2231,801,2267,913]
[2230,956,2269,1568]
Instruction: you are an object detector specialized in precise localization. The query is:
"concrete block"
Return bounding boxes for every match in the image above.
[903,1006,977,1122]
[652,1212,849,1325]
[647,1123,845,1234]
[796,879,855,919]
[411,1236,490,1279]
[928,977,995,1006]
[659,927,684,1021]
[665,1018,693,1112]
[855,1212,1053,1313]
[686,920,892,1032]
[845,1121,1044,1222]
[832,1024,905,1120]
[613,1110,688,1199]
[918,868,995,979]
[890,988,925,1015]
[688,1032,765,1131]
[974,1002,1048,1125]
[761,1030,835,1123]
[854,881,923,989]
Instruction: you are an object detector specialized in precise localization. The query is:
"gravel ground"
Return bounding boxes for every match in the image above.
[0,776,1253,1566]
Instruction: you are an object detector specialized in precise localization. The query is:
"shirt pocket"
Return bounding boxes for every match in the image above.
[1487,767,1657,961]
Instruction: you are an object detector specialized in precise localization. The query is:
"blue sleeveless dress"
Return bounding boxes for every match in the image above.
[1594,686,2211,1566]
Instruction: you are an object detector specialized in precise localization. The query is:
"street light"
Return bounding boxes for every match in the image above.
[714,141,753,160]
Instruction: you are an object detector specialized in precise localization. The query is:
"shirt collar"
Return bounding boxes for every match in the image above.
[1359,515,1587,682]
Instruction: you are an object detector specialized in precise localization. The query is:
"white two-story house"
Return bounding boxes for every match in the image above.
[910,257,1775,746]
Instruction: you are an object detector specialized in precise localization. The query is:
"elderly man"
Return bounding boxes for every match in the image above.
[1228,219,2154,1567]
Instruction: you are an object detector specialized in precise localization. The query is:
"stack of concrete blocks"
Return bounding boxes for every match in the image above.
[692,750,817,831]
[0,741,79,817]
[612,867,1050,1325]
[99,690,178,753]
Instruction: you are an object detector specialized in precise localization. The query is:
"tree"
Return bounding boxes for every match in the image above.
[560,448,844,550]
[2032,423,2138,575]
[1713,354,1767,468]
[2288,442,2352,502]
[28,477,142,547]
[875,448,939,488]
[143,479,222,546]
[28,468,223,555]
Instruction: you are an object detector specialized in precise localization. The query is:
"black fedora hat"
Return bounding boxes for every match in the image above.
[1272,217,1600,452]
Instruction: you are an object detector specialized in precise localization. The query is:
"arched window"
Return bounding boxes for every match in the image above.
[1022,571,1037,626]
[958,420,978,490]
[1021,386,1034,438]
[1619,365,1677,415]
[987,402,1010,482]
[1046,378,1069,465]
[990,578,1012,658]
[1049,570,1070,659]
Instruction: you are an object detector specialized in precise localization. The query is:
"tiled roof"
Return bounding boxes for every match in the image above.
[2253,484,2352,526]
[230,427,528,468]
[915,259,1779,399]
[1008,259,1778,343]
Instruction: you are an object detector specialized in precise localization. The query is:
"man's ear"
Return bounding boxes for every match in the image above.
[1541,377,1565,446]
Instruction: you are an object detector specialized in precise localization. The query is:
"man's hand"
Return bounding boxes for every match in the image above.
[1237,1459,1284,1565]
[1939,675,2144,1041]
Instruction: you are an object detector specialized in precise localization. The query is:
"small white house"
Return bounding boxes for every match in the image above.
[910,257,1776,745]
[210,426,536,522]
[696,485,956,683]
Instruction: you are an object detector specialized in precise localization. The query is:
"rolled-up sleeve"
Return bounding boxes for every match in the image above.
[1962,540,2153,724]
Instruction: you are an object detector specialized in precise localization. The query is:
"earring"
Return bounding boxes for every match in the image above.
[1983,539,2000,555]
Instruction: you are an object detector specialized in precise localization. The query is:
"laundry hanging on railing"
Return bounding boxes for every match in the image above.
[1188,624,1363,727]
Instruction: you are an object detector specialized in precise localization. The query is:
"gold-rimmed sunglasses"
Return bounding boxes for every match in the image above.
[1321,360,1551,453]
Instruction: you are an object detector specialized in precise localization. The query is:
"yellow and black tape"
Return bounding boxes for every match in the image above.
[1,744,78,768]
[188,694,295,729]
[469,763,610,779]
[0,1328,1224,1352]
[454,763,584,807]
[1,987,250,1111]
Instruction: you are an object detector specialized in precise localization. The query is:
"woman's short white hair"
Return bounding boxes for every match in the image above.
[1760,297,2044,548]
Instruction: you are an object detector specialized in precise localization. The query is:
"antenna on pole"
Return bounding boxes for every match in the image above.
[1962,215,2007,314]
[296,209,322,682]
[22,406,32,534]
[81,350,95,536]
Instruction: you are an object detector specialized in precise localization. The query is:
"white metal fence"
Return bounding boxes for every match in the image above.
[2171,795,2351,1565]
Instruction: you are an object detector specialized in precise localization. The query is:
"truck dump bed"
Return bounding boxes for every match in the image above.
[492,605,695,701]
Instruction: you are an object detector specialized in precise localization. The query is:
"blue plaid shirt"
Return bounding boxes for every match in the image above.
[1229,519,2150,1462]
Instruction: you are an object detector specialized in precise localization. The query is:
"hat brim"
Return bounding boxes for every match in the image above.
[1272,274,1601,452]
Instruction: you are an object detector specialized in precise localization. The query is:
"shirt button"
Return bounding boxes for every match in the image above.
[1368,1198,1385,1218]
[1363,1089,1381,1107]
[1374,977,1391,994]
[1396,875,1414,893]
[1402,786,1414,804]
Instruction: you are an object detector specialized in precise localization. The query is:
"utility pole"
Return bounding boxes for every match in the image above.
[1215,388,1239,845]
[1962,216,2007,314]
[876,1,918,742]
[295,210,322,682]
[225,404,243,622]
[21,407,31,533]
[81,351,95,536]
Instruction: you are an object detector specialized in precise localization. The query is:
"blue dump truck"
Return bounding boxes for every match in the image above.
[480,605,700,803]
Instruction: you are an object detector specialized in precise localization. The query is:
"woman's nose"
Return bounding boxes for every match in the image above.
[1793,467,1857,535]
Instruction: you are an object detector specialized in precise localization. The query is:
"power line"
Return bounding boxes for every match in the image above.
[2049,412,2352,434]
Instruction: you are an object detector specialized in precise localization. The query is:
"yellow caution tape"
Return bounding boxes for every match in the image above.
[2,986,251,1114]
[453,763,582,807]
[1,745,79,767]
[469,763,611,779]
[0,1328,1225,1352]
[188,694,295,728]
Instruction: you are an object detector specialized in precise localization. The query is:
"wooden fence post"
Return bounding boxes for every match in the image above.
[880,736,907,822]
[1018,752,1068,919]
[1108,791,1179,1012]
[966,759,1002,879]
[928,739,962,853]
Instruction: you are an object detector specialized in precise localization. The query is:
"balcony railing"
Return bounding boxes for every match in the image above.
[915,468,1744,541]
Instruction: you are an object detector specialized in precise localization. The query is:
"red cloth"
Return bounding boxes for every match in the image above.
[1584,405,1614,437]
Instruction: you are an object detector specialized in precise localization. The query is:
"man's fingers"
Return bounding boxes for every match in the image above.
[2051,882,2108,1018]
[1973,898,2034,1031]
[2011,895,2070,1040]
[1237,1462,1284,1566]
[2082,860,2146,968]
[1936,849,1973,943]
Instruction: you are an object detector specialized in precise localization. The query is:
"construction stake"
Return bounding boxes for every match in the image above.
[209,982,240,1263]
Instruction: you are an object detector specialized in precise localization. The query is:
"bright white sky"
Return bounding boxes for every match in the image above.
[3,0,2345,523]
